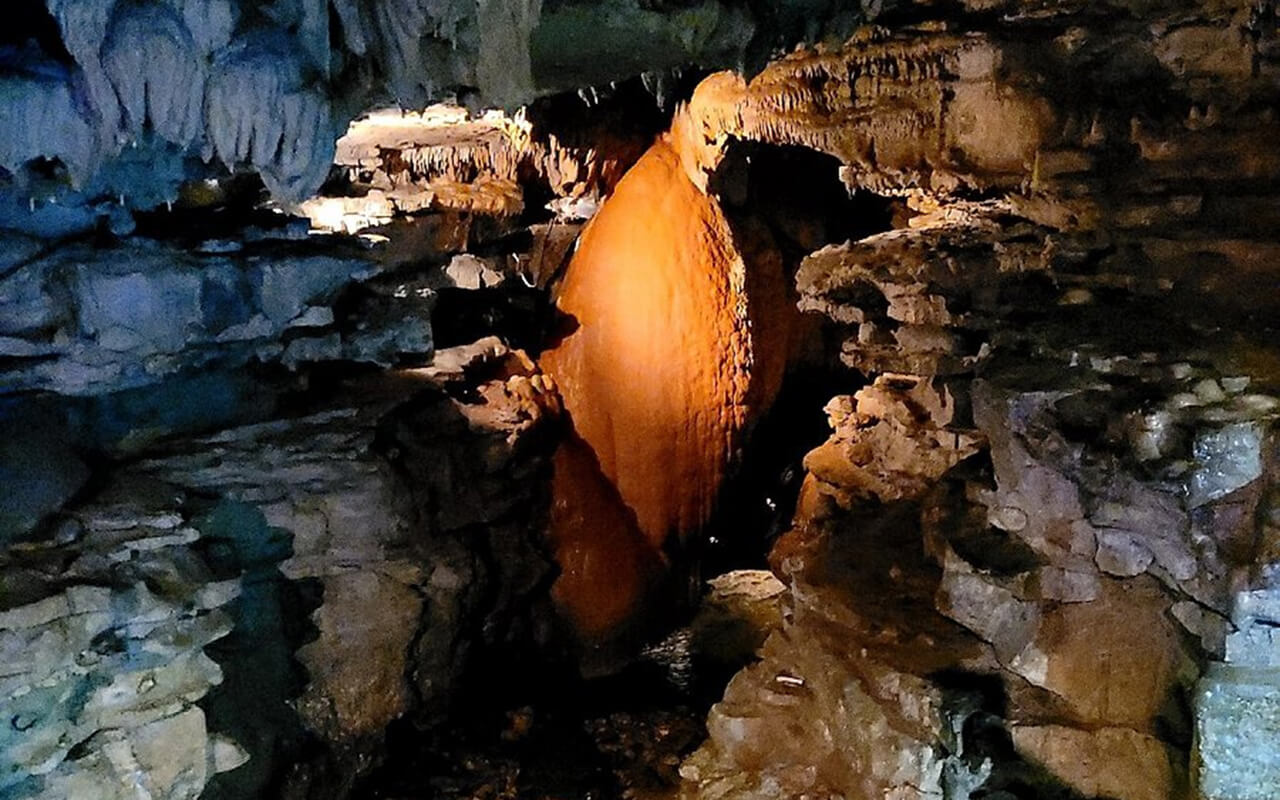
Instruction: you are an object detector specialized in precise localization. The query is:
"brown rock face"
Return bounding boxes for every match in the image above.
[540,75,791,645]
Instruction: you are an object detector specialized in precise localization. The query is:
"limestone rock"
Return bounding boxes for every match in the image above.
[0,0,844,210]
[295,571,424,745]
[538,84,795,646]
[0,480,240,800]
[688,18,1280,785]
[1195,580,1280,798]
[1196,664,1280,800]
[1011,725,1181,800]
[802,374,982,509]
[0,235,442,397]
[1,335,561,799]
[689,570,786,670]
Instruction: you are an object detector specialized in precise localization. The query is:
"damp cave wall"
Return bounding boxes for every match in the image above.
[1,1,1280,799]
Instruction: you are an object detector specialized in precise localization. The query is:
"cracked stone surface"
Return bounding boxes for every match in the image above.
[2,0,1280,798]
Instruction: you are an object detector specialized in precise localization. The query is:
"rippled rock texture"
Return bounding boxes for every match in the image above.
[3,0,1280,798]
[539,73,795,654]
[1,338,563,799]
[678,3,1280,798]
[0,0,851,232]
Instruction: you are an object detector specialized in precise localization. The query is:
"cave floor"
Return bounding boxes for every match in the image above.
[359,628,723,800]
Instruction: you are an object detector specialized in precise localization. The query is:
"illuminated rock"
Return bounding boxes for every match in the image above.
[205,32,335,203]
[539,73,793,646]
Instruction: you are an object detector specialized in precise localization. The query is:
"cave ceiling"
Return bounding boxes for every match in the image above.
[2,1,1280,799]
[0,0,859,215]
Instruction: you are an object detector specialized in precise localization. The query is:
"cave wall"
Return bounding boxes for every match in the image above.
[0,0,1278,799]
[676,4,1280,798]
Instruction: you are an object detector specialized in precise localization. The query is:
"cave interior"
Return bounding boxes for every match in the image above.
[1,1,1279,799]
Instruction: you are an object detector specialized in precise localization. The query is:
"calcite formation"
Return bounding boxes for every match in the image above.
[539,73,793,648]
[677,5,1280,799]
[0,0,832,226]
[0,480,245,800]
[681,380,991,799]
[8,0,533,202]
[308,100,650,225]
[0,85,611,797]
[0,340,562,799]
[2,0,1280,798]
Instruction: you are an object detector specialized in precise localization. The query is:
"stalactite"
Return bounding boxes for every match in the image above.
[46,0,122,143]
[102,2,205,148]
[0,73,98,185]
[205,32,335,203]
[176,0,236,54]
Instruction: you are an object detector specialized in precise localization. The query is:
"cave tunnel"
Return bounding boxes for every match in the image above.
[1,3,1279,800]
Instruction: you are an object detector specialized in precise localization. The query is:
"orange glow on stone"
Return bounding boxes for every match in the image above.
[540,75,792,649]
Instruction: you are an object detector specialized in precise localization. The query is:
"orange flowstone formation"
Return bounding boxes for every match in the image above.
[539,74,792,646]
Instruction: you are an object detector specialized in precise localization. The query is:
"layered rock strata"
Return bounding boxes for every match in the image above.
[680,6,1280,798]
[0,484,245,800]
[1,340,562,799]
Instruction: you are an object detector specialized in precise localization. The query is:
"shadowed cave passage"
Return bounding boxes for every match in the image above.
[353,131,901,797]
[699,142,904,576]
[712,140,900,261]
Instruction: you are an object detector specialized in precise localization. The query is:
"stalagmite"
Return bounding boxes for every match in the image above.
[539,72,793,651]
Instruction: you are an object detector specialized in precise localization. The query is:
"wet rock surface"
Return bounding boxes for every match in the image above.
[1,338,563,799]
[3,0,1280,798]
[674,6,1280,796]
